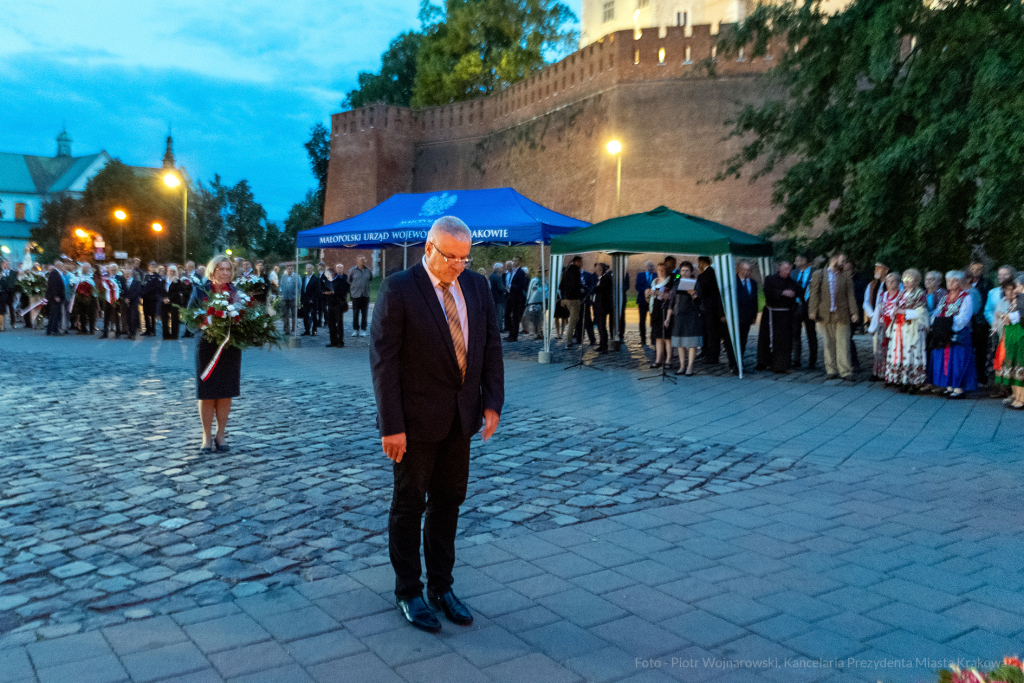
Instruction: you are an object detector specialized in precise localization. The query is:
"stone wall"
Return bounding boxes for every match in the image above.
[324,25,785,236]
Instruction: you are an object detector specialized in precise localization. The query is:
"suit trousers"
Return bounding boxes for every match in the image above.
[793,312,818,368]
[326,307,343,346]
[563,300,581,346]
[302,303,318,334]
[702,315,738,367]
[821,321,853,377]
[161,305,180,339]
[493,301,505,332]
[47,301,63,335]
[594,303,610,351]
[389,417,471,599]
[143,299,157,335]
[102,302,121,336]
[506,293,525,340]
[579,299,596,344]
[739,322,752,357]
[351,296,369,331]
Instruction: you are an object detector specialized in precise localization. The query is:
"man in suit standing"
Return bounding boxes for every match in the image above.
[505,257,528,341]
[489,262,507,331]
[808,253,859,380]
[580,264,598,346]
[141,262,162,336]
[634,261,655,345]
[279,264,299,336]
[122,268,143,339]
[791,254,816,370]
[593,263,614,353]
[560,256,584,349]
[370,216,504,633]
[735,260,759,357]
[300,264,321,336]
[45,261,65,336]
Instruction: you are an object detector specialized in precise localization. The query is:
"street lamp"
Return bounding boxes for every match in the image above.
[114,209,128,253]
[225,249,232,256]
[75,228,88,238]
[152,222,163,262]
[164,173,187,265]
[606,140,622,216]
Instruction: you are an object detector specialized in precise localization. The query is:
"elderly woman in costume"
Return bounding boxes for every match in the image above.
[869,273,901,382]
[884,269,929,391]
[929,271,977,398]
[992,277,1024,409]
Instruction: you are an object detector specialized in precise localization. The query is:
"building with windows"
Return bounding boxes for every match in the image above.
[0,132,110,260]
[579,0,850,48]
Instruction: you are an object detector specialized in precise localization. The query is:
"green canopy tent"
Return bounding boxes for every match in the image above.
[548,206,774,377]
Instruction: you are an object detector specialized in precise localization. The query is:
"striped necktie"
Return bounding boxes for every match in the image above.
[440,283,467,381]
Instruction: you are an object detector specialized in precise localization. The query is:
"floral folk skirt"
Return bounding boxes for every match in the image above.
[885,326,928,386]
[995,323,1024,388]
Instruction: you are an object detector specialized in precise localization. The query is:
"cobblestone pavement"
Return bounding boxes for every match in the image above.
[0,331,1022,683]
[0,354,814,638]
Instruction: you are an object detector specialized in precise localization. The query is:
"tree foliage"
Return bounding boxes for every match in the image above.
[343,32,424,109]
[717,0,1024,271]
[412,0,578,107]
[33,193,82,263]
[303,123,330,219]
[223,179,267,255]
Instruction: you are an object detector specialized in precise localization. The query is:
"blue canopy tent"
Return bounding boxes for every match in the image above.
[296,188,589,361]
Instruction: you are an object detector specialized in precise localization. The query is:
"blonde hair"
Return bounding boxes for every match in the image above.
[206,254,235,282]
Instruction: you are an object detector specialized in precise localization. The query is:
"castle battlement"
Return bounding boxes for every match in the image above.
[330,24,783,146]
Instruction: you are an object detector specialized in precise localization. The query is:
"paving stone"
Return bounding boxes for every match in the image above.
[256,606,340,642]
[183,614,271,654]
[537,588,628,628]
[50,561,97,579]
[660,610,748,649]
[208,641,293,679]
[484,652,582,683]
[120,642,211,683]
[361,627,451,668]
[305,651,404,683]
[27,631,114,669]
[314,588,392,622]
[520,620,608,660]
[36,654,129,683]
[0,647,34,682]
[284,630,367,666]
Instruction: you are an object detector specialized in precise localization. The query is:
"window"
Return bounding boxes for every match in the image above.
[676,11,687,26]
[14,203,26,221]
[637,0,649,7]
[603,0,614,22]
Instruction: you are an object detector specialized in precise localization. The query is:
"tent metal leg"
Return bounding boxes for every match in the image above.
[539,242,550,364]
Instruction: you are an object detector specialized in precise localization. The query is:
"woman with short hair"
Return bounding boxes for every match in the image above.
[869,273,901,383]
[647,262,673,368]
[929,271,977,398]
[187,255,242,452]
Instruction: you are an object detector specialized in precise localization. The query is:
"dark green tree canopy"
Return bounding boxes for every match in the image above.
[344,0,577,110]
[718,0,1024,271]
[303,123,330,218]
[344,32,424,109]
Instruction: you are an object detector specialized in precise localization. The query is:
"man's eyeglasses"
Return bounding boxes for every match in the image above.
[430,242,473,266]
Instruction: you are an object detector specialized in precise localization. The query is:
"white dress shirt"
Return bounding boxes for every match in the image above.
[422,256,469,351]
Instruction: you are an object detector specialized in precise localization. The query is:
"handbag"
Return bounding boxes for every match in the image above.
[929,316,954,350]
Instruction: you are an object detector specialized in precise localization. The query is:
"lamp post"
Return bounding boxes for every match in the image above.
[164,173,187,265]
[114,209,127,253]
[606,140,622,216]
[152,222,163,262]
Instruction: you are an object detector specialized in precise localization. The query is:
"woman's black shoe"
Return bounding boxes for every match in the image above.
[214,440,230,452]
[649,362,663,369]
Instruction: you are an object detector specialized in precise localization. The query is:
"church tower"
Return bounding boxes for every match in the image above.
[162,133,175,170]
[56,129,72,157]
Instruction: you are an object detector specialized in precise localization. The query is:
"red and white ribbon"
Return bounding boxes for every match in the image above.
[19,298,47,316]
[199,330,231,382]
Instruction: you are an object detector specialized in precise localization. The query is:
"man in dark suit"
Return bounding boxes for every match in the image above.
[505,257,528,341]
[580,264,598,345]
[300,264,321,336]
[634,261,655,345]
[791,254,816,369]
[45,261,65,336]
[121,268,143,338]
[141,262,162,336]
[696,256,737,370]
[370,216,504,633]
[735,260,759,356]
[559,256,584,348]
[488,262,507,331]
[593,263,614,353]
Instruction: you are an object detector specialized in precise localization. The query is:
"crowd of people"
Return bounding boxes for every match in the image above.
[0,251,374,349]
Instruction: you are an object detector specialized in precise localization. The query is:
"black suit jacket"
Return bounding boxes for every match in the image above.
[122,278,143,306]
[508,268,528,300]
[736,276,759,326]
[593,272,614,313]
[697,267,723,318]
[46,270,65,301]
[370,262,504,442]
[301,274,321,308]
[142,274,163,301]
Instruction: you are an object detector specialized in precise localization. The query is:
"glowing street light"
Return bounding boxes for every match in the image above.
[225,249,233,256]
[75,228,88,238]
[113,209,128,253]
[164,172,188,264]
[606,140,623,215]
[152,223,163,232]
[1,246,10,254]
[114,210,127,220]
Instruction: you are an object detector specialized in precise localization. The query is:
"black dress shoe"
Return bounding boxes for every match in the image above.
[427,589,473,625]
[398,595,441,632]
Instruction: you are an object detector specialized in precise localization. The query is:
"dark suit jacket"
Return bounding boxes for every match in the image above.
[142,273,163,301]
[122,278,143,307]
[370,262,504,442]
[697,267,723,318]
[46,270,66,301]
[508,268,528,301]
[489,271,507,304]
[300,274,321,308]
[593,272,613,313]
[560,264,582,300]
[736,276,759,326]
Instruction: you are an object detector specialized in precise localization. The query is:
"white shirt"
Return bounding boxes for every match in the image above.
[422,256,469,352]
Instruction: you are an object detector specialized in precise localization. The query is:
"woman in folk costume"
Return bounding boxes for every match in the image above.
[992,278,1024,409]
[868,273,900,382]
[929,271,977,398]
[884,269,929,391]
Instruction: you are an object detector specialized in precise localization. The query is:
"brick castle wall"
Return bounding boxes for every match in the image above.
[323,25,785,237]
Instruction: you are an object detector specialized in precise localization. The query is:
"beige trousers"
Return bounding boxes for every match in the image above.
[822,321,852,377]
[563,300,581,345]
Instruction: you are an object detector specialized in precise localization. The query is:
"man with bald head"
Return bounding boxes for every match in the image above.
[370,216,504,634]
